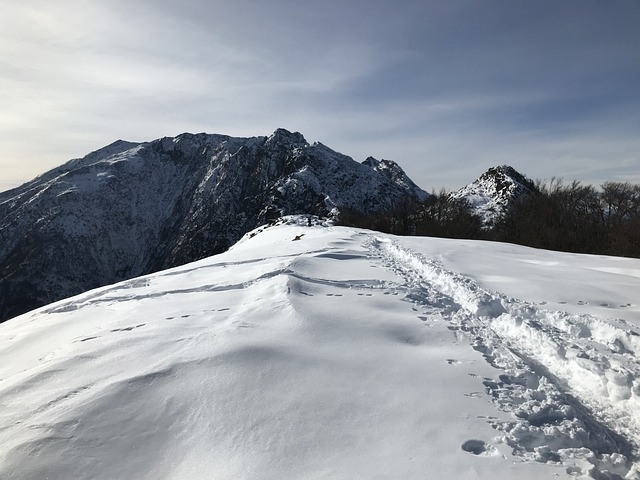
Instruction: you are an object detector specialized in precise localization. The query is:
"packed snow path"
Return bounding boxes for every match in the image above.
[369,236,640,478]
[1,217,640,479]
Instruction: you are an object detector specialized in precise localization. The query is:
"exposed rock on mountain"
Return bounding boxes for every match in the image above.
[0,129,427,322]
[451,165,538,227]
[362,157,428,201]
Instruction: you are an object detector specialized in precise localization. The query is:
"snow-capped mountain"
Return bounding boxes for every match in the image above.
[451,165,538,227]
[1,217,639,479]
[0,129,427,322]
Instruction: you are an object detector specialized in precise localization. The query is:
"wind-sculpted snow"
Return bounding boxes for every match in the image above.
[370,237,640,478]
[1,218,640,479]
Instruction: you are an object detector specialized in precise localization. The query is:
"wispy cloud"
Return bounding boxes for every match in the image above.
[1,0,639,191]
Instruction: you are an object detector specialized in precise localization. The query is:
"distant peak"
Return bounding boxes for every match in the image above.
[478,165,536,192]
[73,139,142,166]
[452,164,538,228]
[94,139,140,153]
[266,128,308,148]
[483,165,517,177]
[111,139,134,147]
[363,157,403,170]
[362,157,380,168]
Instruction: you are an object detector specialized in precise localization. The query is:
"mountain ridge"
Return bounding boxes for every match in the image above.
[0,128,427,322]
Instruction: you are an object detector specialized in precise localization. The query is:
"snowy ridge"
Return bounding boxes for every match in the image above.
[370,237,640,478]
[1,219,640,478]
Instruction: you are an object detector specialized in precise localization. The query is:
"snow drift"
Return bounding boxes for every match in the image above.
[1,217,639,479]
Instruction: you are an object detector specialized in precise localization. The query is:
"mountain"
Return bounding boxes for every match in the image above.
[362,156,427,196]
[451,165,538,227]
[0,129,427,322]
[1,217,639,479]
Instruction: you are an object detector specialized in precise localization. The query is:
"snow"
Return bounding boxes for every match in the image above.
[1,217,639,479]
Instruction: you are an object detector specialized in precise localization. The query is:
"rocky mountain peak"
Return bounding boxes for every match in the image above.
[362,156,380,168]
[477,165,537,196]
[452,165,537,227]
[265,128,308,149]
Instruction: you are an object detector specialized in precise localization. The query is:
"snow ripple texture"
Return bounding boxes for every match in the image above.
[369,236,640,480]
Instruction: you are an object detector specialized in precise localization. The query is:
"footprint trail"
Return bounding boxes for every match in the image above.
[368,235,640,479]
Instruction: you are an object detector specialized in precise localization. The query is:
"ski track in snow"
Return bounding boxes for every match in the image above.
[368,236,640,479]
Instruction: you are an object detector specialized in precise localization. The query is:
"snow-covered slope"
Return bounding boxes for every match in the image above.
[0,129,426,322]
[1,217,639,479]
[452,165,538,227]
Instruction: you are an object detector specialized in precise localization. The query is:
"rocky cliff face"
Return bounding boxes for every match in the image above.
[0,129,427,322]
[451,165,538,227]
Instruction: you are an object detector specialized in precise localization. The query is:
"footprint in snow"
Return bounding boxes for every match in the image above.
[461,439,487,455]
[117,323,145,332]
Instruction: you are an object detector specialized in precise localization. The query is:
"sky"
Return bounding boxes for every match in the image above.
[1,0,639,192]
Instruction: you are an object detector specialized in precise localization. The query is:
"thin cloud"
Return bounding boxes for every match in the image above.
[1,0,639,192]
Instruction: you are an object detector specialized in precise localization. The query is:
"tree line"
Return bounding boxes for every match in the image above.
[337,180,640,258]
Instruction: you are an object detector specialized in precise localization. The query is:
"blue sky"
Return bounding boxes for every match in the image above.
[1,0,639,192]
